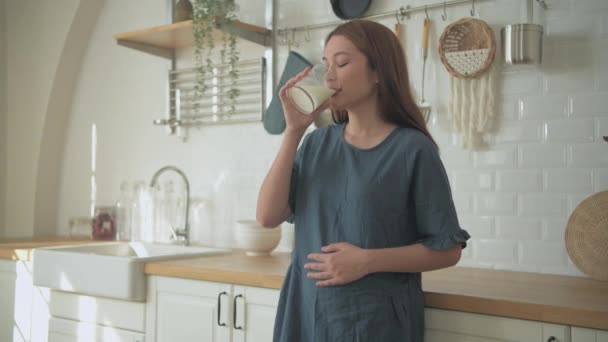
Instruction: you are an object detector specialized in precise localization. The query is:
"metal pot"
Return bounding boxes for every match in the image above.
[500,23,544,65]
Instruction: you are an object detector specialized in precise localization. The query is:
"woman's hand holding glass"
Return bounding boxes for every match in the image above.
[279,65,332,134]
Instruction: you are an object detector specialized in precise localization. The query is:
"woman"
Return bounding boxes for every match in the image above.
[256,19,470,341]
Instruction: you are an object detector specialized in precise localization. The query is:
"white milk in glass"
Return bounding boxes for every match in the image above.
[288,85,335,114]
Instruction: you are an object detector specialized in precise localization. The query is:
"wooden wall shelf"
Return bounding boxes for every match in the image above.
[113,20,272,59]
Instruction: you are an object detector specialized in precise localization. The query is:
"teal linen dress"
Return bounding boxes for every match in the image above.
[273,123,470,342]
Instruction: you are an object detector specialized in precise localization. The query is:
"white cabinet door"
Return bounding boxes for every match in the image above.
[572,327,608,342]
[48,317,144,342]
[0,260,17,342]
[0,259,49,342]
[424,308,570,342]
[146,276,232,342]
[232,285,280,342]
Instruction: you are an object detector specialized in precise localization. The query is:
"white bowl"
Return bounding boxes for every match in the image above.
[234,220,281,256]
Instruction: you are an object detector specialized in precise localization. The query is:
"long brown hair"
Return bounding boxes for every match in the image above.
[325,20,437,147]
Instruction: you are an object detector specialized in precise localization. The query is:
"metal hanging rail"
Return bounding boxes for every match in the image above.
[278,0,488,34]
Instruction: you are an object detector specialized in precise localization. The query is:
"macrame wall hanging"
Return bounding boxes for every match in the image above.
[439,18,496,149]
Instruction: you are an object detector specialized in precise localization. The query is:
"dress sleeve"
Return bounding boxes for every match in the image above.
[286,133,310,224]
[409,141,470,250]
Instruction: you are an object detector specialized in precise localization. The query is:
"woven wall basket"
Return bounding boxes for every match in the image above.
[439,17,496,79]
[565,191,608,281]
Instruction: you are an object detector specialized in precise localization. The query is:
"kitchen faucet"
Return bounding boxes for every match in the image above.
[149,165,190,246]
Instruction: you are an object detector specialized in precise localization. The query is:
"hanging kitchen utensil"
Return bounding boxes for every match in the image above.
[419,12,431,123]
[330,0,372,20]
[565,191,608,281]
[501,0,544,65]
[263,51,313,135]
[438,17,496,149]
[394,11,403,43]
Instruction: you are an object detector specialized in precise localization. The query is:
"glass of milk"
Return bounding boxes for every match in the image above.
[287,64,335,114]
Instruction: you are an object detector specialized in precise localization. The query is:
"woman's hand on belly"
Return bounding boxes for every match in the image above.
[304,242,370,287]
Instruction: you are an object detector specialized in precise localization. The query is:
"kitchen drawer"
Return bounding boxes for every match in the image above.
[48,317,144,342]
[425,308,570,342]
[49,290,145,332]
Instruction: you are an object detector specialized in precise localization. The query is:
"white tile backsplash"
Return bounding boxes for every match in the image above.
[519,144,568,168]
[542,218,568,242]
[452,171,494,192]
[495,120,542,143]
[569,143,608,167]
[474,240,518,263]
[496,217,542,240]
[473,147,518,169]
[519,241,569,267]
[596,63,608,91]
[474,193,518,216]
[459,216,495,239]
[519,194,568,217]
[543,169,593,192]
[570,92,608,116]
[544,119,595,142]
[593,168,608,191]
[50,0,608,278]
[520,95,568,119]
[495,170,543,192]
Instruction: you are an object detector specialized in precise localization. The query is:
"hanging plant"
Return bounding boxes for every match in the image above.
[192,0,240,116]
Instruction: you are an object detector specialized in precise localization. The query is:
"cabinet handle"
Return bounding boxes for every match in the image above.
[547,337,556,342]
[233,294,244,330]
[217,291,228,327]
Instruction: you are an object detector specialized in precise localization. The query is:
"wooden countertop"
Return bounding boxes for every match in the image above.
[145,252,291,289]
[145,252,608,330]
[0,237,95,260]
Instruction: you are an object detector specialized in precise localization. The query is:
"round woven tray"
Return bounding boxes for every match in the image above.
[565,191,608,281]
[438,17,496,79]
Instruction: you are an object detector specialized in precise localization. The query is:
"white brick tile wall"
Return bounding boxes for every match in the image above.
[546,15,595,40]
[568,193,594,216]
[495,120,542,143]
[439,148,473,170]
[519,241,568,267]
[473,147,518,169]
[519,144,567,168]
[519,194,568,217]
[593,168,608,191]
[496,217,542,240]
[569,143,608,167]
[570,92,608,116]
[543,169,593,192]
[498,97,520,121]
[596,63,608,91]
[594,39,608,62]
[596,117,608,139]
[496,170,542,192]
[543,218,568,242]
[575,1,608,12]
[543,69,595,94]
[544,119,595,142]
[501,71,542,96]
[452,171,493,192]
[475,240,518,263]
[453,192,473,215]
[460,216,495,239]
[474,193,518,216]
[520,96,568,119]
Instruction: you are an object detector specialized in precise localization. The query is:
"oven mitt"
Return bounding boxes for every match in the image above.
[263,51,313,135]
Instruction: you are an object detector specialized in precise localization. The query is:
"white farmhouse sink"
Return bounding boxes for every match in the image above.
[32,241,230,301]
